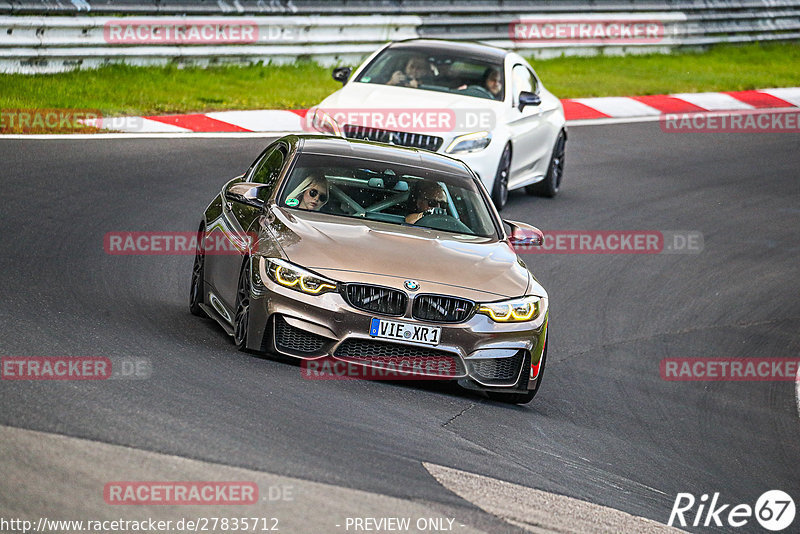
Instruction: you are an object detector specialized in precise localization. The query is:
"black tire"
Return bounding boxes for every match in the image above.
[487,342,547,405]
[526,130,566,198]
[491,143,511,210]
[233,259,252,351]
[189,223,207,317]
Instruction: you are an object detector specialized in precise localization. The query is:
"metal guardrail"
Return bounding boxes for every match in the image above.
[3,1,800,15]
[0,15,421,73]
[420,8,800,58]
[0,1,798,73]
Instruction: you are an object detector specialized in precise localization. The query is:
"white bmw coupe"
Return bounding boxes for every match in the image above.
[308,39,567,209]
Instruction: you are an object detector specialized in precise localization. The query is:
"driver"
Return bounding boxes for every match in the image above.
[405,181,448,224]
[481,67,503,99]
[286,174,329,211]
[456,66,502,99]
[387,55,432,88]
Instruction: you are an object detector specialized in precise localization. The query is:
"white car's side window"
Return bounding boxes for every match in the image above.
[512,65,532,93]
[528,68,540,94]
[511,64,534,106]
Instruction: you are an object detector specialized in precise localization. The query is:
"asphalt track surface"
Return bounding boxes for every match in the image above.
[1,123,799,533]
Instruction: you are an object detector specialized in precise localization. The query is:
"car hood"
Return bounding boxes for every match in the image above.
[264,208,537,300]
[317,82,505,134]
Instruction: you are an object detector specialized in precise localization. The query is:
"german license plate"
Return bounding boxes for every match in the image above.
[369,318,441,346]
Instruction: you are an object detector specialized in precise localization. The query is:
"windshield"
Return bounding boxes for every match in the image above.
[355,47,505,101]
[279,153,499,238]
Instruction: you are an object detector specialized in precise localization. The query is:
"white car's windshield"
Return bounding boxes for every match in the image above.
[355,47,504,101]
[279,153,499,238]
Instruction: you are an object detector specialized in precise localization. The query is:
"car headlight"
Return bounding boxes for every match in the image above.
[478,295,546,322]
[260,258,338,295]
[445,131,491,154]
[310,108,343,137]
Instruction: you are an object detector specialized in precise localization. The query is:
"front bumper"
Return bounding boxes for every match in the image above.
[247,261,547,393]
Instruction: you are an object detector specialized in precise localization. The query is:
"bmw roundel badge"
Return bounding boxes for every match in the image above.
[404,280,420,291]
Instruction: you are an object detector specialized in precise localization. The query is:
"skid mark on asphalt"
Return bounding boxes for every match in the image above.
[434,402,669,504]
[423,463,685,534]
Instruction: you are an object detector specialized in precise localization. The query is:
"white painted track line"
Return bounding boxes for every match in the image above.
[2,425,488,534]
[424,463,683,533]
[566,115,665,127]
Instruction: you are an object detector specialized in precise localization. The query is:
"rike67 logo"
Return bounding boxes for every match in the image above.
[669,490,795,531]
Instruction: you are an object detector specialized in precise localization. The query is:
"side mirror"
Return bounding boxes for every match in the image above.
[505,219,543,247]
[518,91,541,111]
[332,66,352,85]
[225,183,268,209]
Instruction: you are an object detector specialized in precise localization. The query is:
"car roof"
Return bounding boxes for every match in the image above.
[295,135,474,178]
[387,39,508,63]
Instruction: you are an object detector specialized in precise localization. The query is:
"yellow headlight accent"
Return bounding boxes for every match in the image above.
[299,276,336,294]
[272,262,337,295]
[274,265,299,287]
[478,299,540,322]
[511,301,537,321]
[479,304,511,321]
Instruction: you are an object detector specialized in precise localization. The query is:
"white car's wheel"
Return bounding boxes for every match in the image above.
[527,130,566,198]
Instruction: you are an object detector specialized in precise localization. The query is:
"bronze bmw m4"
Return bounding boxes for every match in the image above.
[190,135,548,403]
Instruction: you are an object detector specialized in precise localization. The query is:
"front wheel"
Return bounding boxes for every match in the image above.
[527,130,566,198]
[491,144,511,210]
[189,223,207,317]
[233,259,252,351]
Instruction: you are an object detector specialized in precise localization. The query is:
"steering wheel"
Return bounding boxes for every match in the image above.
[466,85,496,99]
[416,210,472,234]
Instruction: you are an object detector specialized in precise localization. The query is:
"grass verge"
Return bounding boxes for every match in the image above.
[0,42,797,132]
